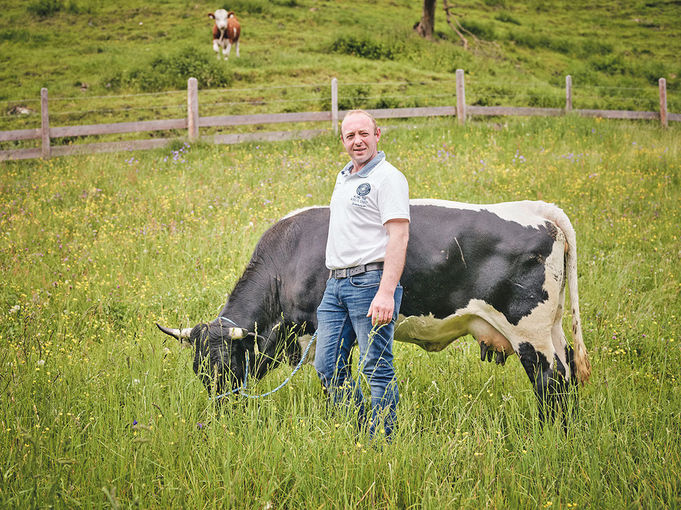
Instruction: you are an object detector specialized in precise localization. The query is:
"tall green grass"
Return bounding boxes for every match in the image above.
[1,116,680,507]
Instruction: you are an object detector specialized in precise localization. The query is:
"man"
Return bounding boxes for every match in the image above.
[315,110,410,440]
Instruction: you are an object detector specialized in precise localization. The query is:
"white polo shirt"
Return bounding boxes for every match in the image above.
[326,152,410,270]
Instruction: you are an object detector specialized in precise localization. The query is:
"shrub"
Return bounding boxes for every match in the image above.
[637,60,667,85]
[373,96,403,109]
[330,35,398,60]
[27,0,63,16]
[224,0,266,15]
[337,85,370,110]
[589,53,626,75]
[0,29,49,44]
[547,37,575,55]
[26,0,93,16]
[525,89,561,108]
[580,39,613,57]
[460,18,497,40]
[495,12,521,25]
[107,47,233,92]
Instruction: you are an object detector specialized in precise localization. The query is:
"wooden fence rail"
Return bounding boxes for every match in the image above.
[1,70,677,162]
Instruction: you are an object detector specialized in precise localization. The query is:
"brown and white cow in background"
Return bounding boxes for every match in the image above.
[208,9,240,60]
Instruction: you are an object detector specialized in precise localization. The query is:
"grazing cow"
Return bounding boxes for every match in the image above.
[208,9,240,60]
[157,200,591,423]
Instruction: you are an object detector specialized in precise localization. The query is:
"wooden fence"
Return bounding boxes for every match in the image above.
[1,70,678,161]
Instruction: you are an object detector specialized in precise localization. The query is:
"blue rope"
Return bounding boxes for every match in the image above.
[213,328,317,401]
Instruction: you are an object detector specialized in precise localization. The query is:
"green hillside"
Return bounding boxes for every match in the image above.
[1,0,679,133]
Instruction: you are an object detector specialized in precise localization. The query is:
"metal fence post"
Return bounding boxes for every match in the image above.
[187,77,199,141]
[565,75,573,113]
[331,77,338,135]
[659,78,667,128]
[41,88,50,159]
[456,69,466,125]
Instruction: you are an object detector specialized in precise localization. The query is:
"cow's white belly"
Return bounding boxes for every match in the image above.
[298,302,517,365]
[394,310,514,355]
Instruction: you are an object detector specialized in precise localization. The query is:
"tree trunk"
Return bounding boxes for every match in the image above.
[415,0,437,39]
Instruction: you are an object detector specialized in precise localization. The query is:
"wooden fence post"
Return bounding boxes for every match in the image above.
[331,77,338,135]
[41,88,50,159]
[187,77,199,141]
[659,78,667,128]
[565,75,572,112]
[456,69,466,125]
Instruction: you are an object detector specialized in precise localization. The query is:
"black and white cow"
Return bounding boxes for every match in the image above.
[157,199,591,422]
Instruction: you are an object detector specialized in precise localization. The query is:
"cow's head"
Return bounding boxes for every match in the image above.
[208,9,230,31]
[157,319,254,396]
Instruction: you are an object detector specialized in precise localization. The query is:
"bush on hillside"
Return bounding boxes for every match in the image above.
[589,53,626,75]
[105,47,233,92]
[460,18,497,40]
[580,39,613,57]
[223,0,266,14]
[637,60,667,86]
[495,12,521,25]
[27,0,63,16]
[330,35,399,60]
[507,29,576,54]
[27,0,92,16]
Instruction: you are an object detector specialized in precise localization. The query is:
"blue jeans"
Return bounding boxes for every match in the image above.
[315,270,402,439]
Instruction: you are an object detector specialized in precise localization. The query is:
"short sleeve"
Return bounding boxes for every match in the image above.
[378,169,410,225]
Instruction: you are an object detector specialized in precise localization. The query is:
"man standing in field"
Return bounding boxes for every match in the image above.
[315,110,410,440]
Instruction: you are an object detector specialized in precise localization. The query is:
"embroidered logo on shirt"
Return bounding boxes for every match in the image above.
[356,183,371,196]
[351,182,371,208]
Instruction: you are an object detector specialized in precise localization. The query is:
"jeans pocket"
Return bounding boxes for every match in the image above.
[349,270,382,288]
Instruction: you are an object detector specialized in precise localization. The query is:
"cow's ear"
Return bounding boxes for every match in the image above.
[208,12,215,19]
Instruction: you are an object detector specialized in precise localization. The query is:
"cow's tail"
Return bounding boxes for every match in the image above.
[534,202,592,384]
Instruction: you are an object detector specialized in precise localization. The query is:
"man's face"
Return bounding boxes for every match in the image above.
[340,113,381,171]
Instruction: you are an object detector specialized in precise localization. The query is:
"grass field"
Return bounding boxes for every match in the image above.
[1,0,679,139]
[1,114,680,508]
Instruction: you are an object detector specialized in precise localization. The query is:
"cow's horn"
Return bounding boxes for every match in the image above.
[229,327,246,339]
[156,323,192,340]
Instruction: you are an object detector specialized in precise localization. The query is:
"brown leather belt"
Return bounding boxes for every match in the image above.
[329,261,384,279]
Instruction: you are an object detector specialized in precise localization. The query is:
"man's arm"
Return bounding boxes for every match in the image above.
[367,219,410,326]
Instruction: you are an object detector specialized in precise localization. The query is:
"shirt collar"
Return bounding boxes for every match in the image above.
[341,151,385,178]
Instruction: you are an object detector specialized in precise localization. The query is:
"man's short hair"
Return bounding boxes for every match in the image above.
[342,109,378,135]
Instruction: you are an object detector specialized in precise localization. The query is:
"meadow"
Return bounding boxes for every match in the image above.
[1,114,680,508]
[1,0,679,140]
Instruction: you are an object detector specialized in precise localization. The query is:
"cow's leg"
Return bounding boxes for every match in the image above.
[213,39,221,59]
[517,341,561,425]
[223,41,232,60]
[235,40,240,57]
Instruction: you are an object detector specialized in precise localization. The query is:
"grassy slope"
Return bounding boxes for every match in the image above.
[0,0,679,130]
